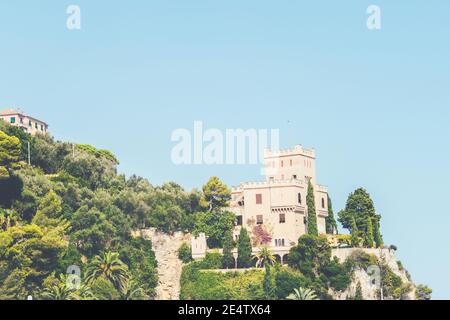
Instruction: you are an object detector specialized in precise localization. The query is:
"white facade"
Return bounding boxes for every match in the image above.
[230,145,329,249]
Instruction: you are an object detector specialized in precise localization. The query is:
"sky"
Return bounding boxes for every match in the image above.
[0,1,449,298]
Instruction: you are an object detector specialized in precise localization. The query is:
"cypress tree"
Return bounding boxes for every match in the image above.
[237,228,252,268]
[306,180,318,236]
[373,219,383,248]
[365,217,374,248]
[350,217,359,247]
[222,230,235,269]
[325,195,338,234]
[354,282,363,300]
[263,264,276,300]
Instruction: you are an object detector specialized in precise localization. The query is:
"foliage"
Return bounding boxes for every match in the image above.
[350,217,360,247]
[286,287,318,300]
[0,130,21,179]
[252,225,272,247]
[274,267,308,299]
[195,209,235,248]
[200,176,231,211]
[86,251,129,292]
[364,217,374,248]
[353,282,363,300]
[237,228,253,268]
[306,181,318,235]
[222,230,235,269]
[416,284,432,300]
[325,195,338,235]
[178,242,193,263]
[338,188,382,248]
[255,246,276,268]
[263,264,276,299]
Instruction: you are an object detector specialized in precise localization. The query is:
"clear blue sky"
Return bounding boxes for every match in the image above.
[1,1,449,298]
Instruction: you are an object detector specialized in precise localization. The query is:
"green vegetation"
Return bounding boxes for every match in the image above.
[325,195,338,235]
[0,123,236,299]
[286,287,318,300]
[338,188,383,249]
[237,228,253,268]
[178,243,193,263]
[306,181,318,235]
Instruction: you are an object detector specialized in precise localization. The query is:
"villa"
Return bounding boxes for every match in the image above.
[192,144,330,264]
[0,108,48,135]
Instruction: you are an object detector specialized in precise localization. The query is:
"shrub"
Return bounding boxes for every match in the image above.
[178,243,193,263]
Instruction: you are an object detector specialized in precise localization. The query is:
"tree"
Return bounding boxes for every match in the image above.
[0,130,21,179]
[364,217,374,248]
[70,206,116,257]
[237,228,252,268]
[0,224,67,295]
[373,218,383,248]
[325,195,338,234]
[200,177,231,211]
[222,230,235,269]
[416,284,432,300]
[350,217,360,247]
[338,188,381,239]
[306,181,318,235]
[86,251,129,291]
[288,234,331,278]
[178,242,193,263]
[263,264,276,299]
[32,190,67,229]
[255,246,276,268]
[286,287,318,300]
[194,209,235,248]
[353,282,363,300]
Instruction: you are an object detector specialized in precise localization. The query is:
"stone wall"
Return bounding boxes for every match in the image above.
[136,228,191,300]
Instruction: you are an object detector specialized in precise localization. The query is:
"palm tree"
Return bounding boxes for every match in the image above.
[119,278,149,300]
[41,278,73,301]
[255,246,276,268]
[286,287,319,300]
[86,251,129,291]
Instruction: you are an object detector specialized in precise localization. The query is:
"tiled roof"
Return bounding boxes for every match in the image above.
[0,108,21,116]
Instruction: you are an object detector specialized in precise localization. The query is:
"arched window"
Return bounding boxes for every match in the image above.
[298,193,302,205]
[321,197,325,209]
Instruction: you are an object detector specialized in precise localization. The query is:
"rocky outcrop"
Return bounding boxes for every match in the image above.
[330,248,416,300]
[136,228,191,300]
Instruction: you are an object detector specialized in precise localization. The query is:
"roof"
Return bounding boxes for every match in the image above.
[0,108,48,126]
[0,108,20,116]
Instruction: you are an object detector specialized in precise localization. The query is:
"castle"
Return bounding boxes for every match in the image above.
[192,144,330,263]
[0,108,48,135]
[230,144,329,247]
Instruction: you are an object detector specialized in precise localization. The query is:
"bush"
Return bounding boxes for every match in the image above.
[178,242,193,263]
[274,267,308,299]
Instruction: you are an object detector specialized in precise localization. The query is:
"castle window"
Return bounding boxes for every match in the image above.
[29,120,32,127]
[290,159,293,166]
[256,194,262,204]
[256,215,263,225]
[35,122,38,129]
[322,197,326,209]
[298,193,302,204]
[279,214,286,224]
[40,125,43,131]
[281,161,284,167]
[20,118,23,124]
[236,216,243,226]
[293,175,297,179]
[10,117,16,124]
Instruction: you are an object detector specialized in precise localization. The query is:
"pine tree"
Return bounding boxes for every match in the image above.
[373,219,383,248]
[222,230,235,269]
[306,181,318,236]
[237,228,252,268]
[364,217,374,248]
[325,195,338,234]
[350,217,359,247]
